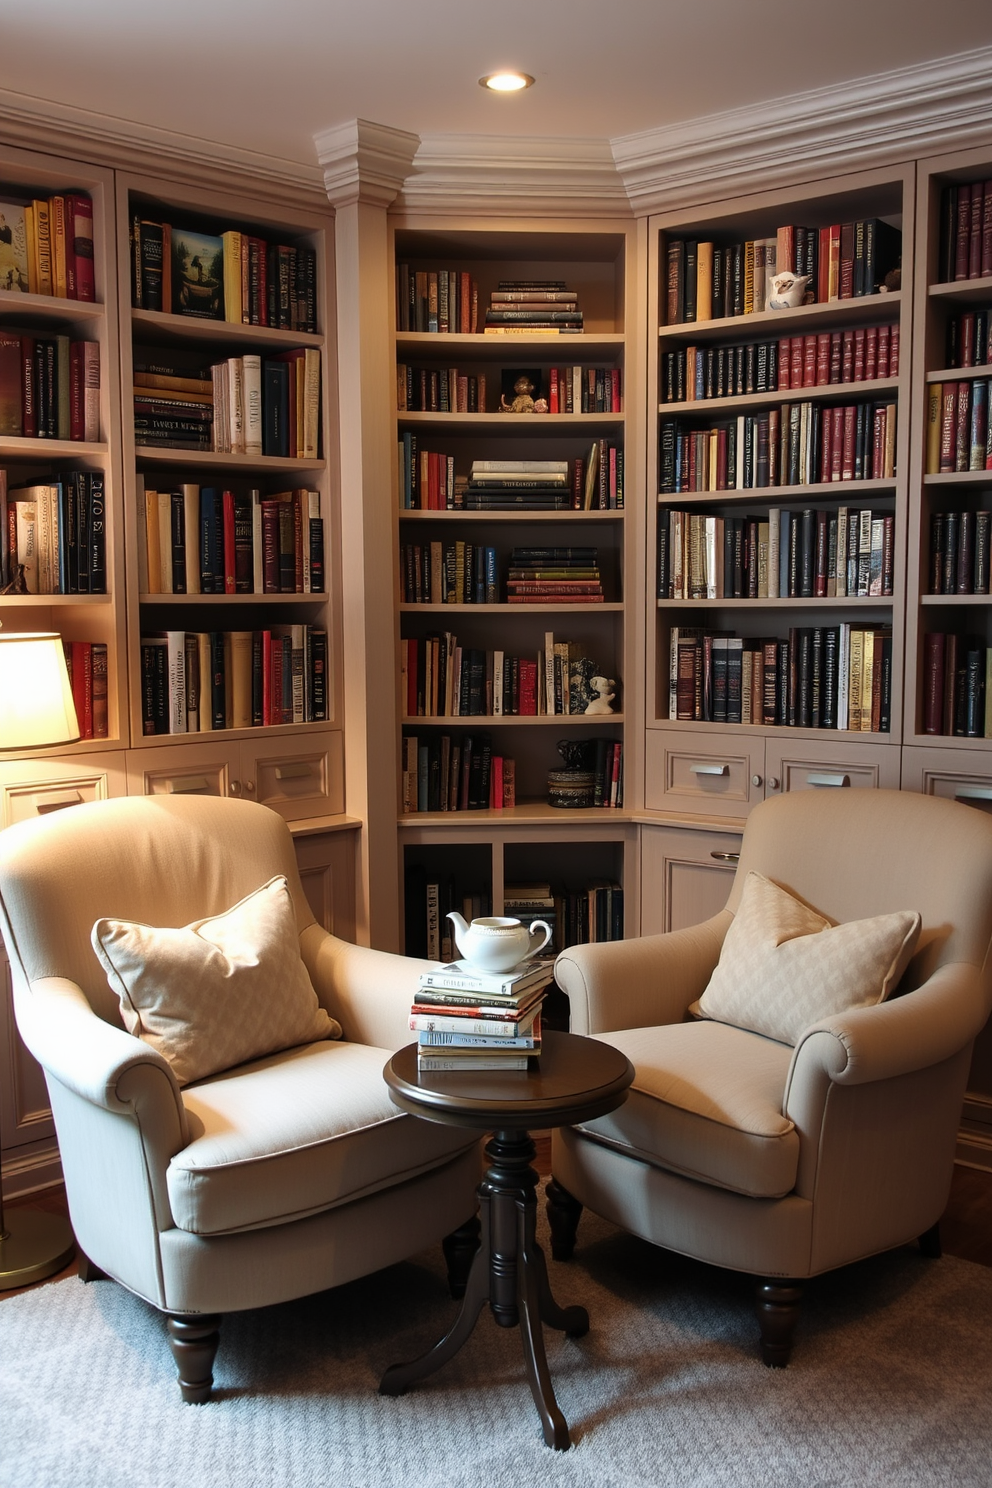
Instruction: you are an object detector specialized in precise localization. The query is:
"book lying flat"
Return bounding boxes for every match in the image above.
[418,959,552,995]
[409,1003,542,1038]
[417,1054,532,1072]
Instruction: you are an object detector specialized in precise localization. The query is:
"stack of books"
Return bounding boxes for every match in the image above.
[506,547,603,604]
[410,958,552,1071]
[465,459,571,510]
[484,281,583,335]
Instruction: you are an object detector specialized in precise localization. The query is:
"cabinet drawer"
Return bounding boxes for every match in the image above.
[645,730,760,816]
[765,738,901,796]
[0,753,127,828]
[901,746,992,813]
[640,823,742,936]
[126,743,238,800]
[241,732,344,822]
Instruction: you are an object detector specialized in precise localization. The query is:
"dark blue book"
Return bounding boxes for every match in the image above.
[88,472,106,593]
[262,360,289,457]
[199,488,223,593]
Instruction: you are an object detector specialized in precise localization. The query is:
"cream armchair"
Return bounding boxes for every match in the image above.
[0,795,480,1401]
[548,789,992,1365]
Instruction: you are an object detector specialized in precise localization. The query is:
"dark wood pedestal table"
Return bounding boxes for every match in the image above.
[379,1029,633,1450]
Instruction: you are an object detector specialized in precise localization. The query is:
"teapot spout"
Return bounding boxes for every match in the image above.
[446,911,469,959]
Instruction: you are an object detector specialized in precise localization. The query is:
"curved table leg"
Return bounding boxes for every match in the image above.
[516,1197,572,1450]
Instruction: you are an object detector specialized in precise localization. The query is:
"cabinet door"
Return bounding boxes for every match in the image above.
[644,728,763,817]
[239,732,344,822]
[293,829,359,941]
[640,823,742,936]
[0,753,128,829]
[125,740,240,800]
[764,737,901,798]
[901,746,992,813]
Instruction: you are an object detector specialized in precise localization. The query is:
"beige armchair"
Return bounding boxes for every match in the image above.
[0,795,480,1401]
[548,788,992,1365]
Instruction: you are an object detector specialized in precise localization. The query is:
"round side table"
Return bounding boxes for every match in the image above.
[379,1029,633,1451]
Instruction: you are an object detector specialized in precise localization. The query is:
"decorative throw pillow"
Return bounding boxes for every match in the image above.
[695,871,921,1046]
[91,875,340,1086]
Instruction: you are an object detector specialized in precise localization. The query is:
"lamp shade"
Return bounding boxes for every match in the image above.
[0,632,80,749]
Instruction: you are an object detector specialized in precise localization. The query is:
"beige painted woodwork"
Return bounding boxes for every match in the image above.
[124,733,344,822]
[638,821,743,937]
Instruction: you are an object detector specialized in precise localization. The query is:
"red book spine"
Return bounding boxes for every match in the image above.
[222,489,236,592]
[889,325,900,377]
[817,226,831,303]
[876,324,891,379]
[790,337,803,387]
[262,630,272,725]
[459,272,470,334]
[865,325,878,382]
[261,503,280,591]
[815,333,830,386]
[872,405,885,480]
[955,185,972,279]
[490,753,502,810]
[778,337,791,390]
[20,335,35,439]
[923,633,945,733]
[820,406,834,483]
[611,368,621,413]
[293,490,305,592]
[69,341,84,441]
[548,367,558,413]
[841,405,856,480]
[71,641,94,738]
[65,194,95,302]
[830,406,843,482]
[853,328,866,382]
[518,658,537,715]
[802,334,817,387]
[829,331,842,384]
[841,329,855,383]
[767,409,780,486]
[270,637,284,724]
[839,222,855,298]
[982,182,992,278]
[716,427,728,489]
[961,313,976,367]
[969,183,984,279]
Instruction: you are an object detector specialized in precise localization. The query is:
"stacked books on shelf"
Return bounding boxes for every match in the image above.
[401,732,515,812]
[663,324,899,403]
[669,624,892,731]
[659,399,897,492]
[929,510,991,594]
[0,192,94,300]
[923,634,992,737]
[133,348,320,456]
[925,379,992,473]
[402,631,614,717]
[1,472,106,592]
[465,458,572,510]
[137,482,323,595]
[484,281,583,335]
[547,365,621,413]
[665,219,901,324]
[506,546,604,604]
[658,506,894,600]
[939,181,992,282]
[0,333,100,440]
[411,958,550,1072]
[131,217,316,330]
[945,311,992,368]
[401,540,497,604]
[395,265,479,334]
[63,640,109,739]
[397,364,486,412]
[396,441,622,510]
[140,625,327,735]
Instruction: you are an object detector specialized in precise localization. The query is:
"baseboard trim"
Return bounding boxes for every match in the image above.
[1,1142,63,1200]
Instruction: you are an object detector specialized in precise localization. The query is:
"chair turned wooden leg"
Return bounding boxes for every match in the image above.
[545,1178,583,1262]
[755,1280,804,1367]
[166,1314,222,1403]
[918,1221,942,1259]
[443,1215,481,1299]
[77,1252,108,1283]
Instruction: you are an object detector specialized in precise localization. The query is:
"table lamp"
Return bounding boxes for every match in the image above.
[0,630,79,1288]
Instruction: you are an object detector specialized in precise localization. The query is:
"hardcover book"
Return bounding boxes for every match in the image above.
[171,228,224,319]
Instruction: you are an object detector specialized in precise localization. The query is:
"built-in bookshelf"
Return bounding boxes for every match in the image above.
[645,167,914,820]
[391,221,641,951]
[115,173,343,822]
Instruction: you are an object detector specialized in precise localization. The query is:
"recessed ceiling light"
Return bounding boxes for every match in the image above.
[480,72,535,93]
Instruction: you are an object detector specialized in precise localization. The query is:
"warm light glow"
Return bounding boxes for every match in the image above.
[480,72,534,93]
[0,633,80,749]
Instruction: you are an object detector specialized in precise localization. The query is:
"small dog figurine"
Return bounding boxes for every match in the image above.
[766,272,811,310]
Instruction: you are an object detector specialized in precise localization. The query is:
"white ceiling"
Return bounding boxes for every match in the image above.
[3,0,992,165]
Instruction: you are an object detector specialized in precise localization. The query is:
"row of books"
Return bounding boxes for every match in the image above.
[396,266,479,334]
[658,507,895,601]
[397,365,486,413]
[140,626,327,735]
[546,366,621,413]
[137,482,323,596]
[131,217,317,331]
[401,733,516,813]
[945,311,992,369]
[938,181,992,284]
[665,220,901,325]
[669,624,893,732]
[505,881,624,950]
[929,510,992,596]
[63,640,109,740]
[659,401,897,493]
[401,541,498,605]
[662,324,899,404]
[411,958,550,1072]
[484,281,583,332]
[133,348,320,457]
[397,443,624,511]
[925,380,992,474]
[401,633,613,718]
[0,334,100,441]
[923,633,992,738]
[1,471,106,593]
[0,192,94,300]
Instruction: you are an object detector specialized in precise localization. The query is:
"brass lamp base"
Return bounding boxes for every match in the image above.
[0,1209,75,1290]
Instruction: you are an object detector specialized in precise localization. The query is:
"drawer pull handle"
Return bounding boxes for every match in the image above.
[275,763,315,782]
[955,786,992,801]
[710,851,740,863]
[690,763,729,776]
[807,772,851,788]
[36,792,84,814]
[166,776,210,794]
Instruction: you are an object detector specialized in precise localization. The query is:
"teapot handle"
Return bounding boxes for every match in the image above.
[527,920,552,958]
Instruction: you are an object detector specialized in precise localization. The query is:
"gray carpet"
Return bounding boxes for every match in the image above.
[3,1207,991,1488]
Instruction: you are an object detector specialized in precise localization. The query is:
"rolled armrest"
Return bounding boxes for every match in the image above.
[553,911,731,1035]
[301,925,435,1051]
[786,961,987,1098]
[13,975,189,1147]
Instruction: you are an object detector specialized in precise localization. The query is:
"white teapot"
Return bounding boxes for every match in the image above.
[446,912,551,973]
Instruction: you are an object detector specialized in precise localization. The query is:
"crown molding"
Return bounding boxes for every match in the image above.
[612,46,992,215]
[315,119,421,210]
[0,86,328,210]
[395,133,631,218]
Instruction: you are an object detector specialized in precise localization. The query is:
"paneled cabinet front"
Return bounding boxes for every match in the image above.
[125,732,343,822]
[639,822,743,937]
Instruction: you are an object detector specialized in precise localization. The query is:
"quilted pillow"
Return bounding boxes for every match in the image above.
[91,875,340,1086]
[695,871,921,1045]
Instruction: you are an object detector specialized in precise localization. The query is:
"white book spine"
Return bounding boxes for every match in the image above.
[15,500,38,593]
[167,631,187,734]
[83,341,100,443]
[228,357,245,454]
[242,353,263,456]
[211,363,229,453]
[837,622,850,731]
[767,507,780,598]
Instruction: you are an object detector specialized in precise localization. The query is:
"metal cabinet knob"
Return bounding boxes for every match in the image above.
[751,774,762,787]
[229,780,242,797]
[243,779,256,795]
[767,776,780,791]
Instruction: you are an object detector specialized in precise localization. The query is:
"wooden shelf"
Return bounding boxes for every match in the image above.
[659,292,902,345]
[656,477,896,504]
[134,447,324,473]
[659,378,899,416]
[398,508,624,522]
[397,332,624,359]
[400,602,622,614]
[397,411,623,430]
[130,307,322,347]
[403,714,625,727]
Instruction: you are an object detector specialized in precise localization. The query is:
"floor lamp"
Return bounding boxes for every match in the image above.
[0,630,80,1289]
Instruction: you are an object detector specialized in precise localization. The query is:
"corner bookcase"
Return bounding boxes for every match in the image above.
[389,219,643,963]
